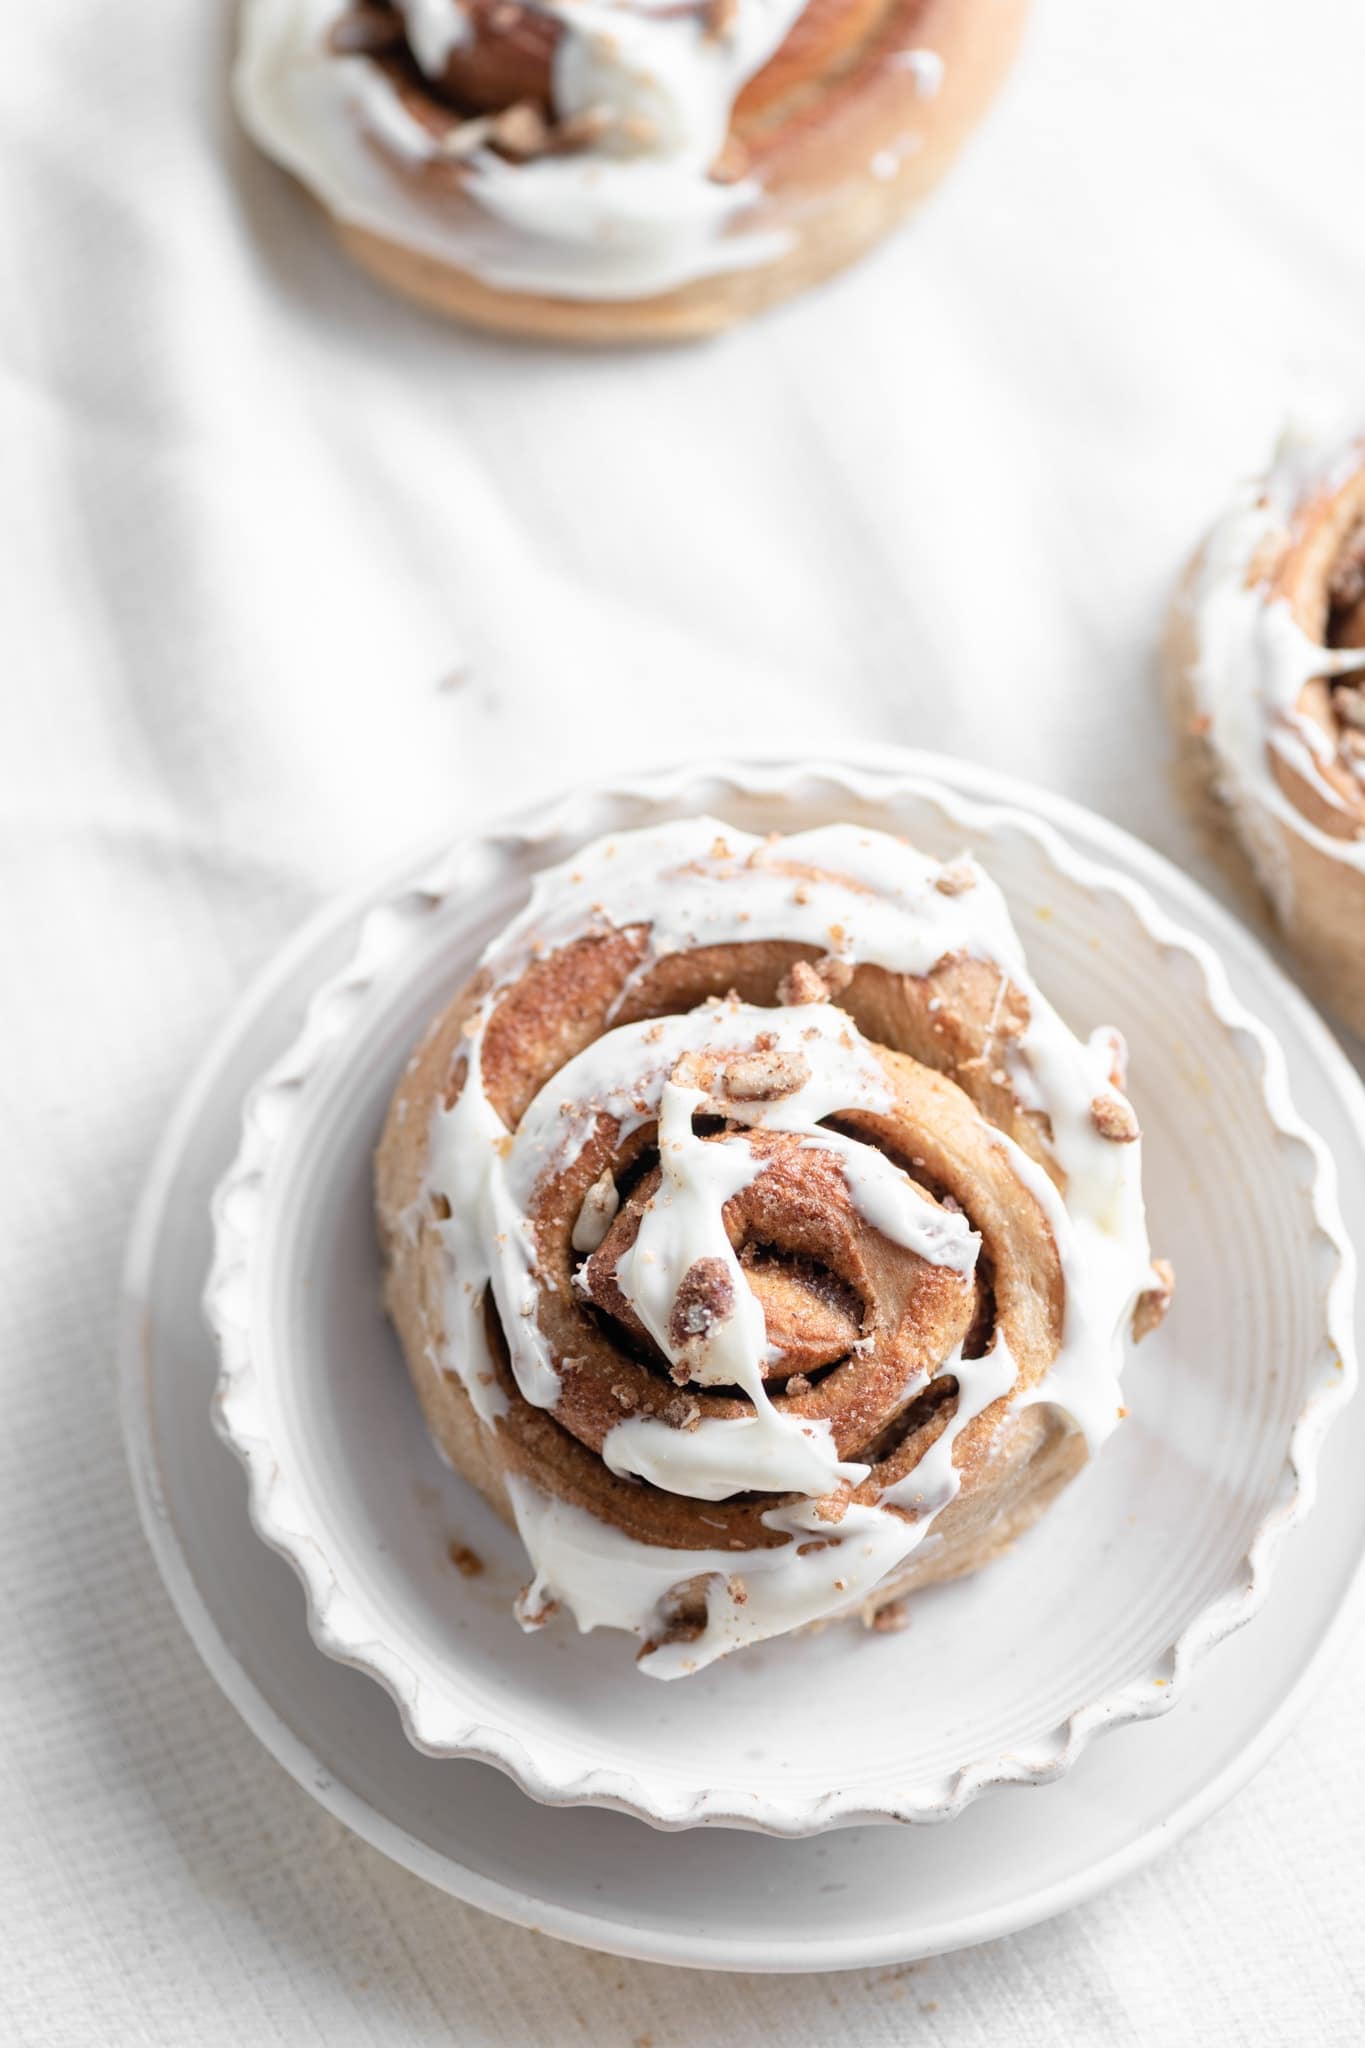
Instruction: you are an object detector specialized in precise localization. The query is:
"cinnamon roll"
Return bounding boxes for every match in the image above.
[376,818,1168,1676]
[235,0,1029,342]
[1165,424,1365,1038]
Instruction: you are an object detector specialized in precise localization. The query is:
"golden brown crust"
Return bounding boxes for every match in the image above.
[316,0,1031,342]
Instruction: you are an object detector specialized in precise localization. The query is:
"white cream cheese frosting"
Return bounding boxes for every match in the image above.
[409,819,1157,1676]
[235,0,813,299]
[1182,423,1365,920]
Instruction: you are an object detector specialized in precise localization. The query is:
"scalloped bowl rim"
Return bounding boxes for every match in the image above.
[203,756,1359,1835]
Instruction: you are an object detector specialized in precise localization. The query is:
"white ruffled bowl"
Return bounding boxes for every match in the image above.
[205,759,1357,1836]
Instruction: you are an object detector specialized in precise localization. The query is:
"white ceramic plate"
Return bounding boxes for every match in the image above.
[119,753,1365,1964]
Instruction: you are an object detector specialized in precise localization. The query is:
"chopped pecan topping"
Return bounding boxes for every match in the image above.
[668,1258,735,1353]
[813,1483,852,1526]
[778,960,830,1006]
[814,953,854,992]
[933,859,977,896]
[722,1048,811,1100]
[491,100,551,159]
[663,1395,702,1432]
[777,954,853,1006]
[669,1049,707,1091]
[1091,1094,1141,1143]
[1132,1257,1175,1342]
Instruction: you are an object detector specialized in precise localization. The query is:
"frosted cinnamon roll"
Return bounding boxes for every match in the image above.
[377,819,1168,1676]
[1165,425,1365,1038]
[235,0,1029,342]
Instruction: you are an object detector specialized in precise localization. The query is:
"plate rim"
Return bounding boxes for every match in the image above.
[117,747,1365,1967]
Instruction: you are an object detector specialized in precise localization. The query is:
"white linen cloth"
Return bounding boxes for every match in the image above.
[3,1,1365,2040]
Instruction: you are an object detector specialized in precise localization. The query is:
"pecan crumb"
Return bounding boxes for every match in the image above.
[1091,1094,1141,1143]
[867,1598,910,1634]
[447,1539,484,1578]
[785,1373,813,1398]
[934,859,977,896]
[813,1484,852,1526]
[723,1048,811,1101]
[668,1258,735,1353]
[1132,1257,1175,1341]
[816,952,854,992]
[669,1049,706,1091]
[491,101,551,160]
[726,1574,749,1605]
[664,1395,702,1432]
[778,960,830,1006]
[611,1380,639,1411]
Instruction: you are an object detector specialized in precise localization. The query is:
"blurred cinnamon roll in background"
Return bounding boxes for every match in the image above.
[236,0,1029,341]
[1165,422,1365,1039]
